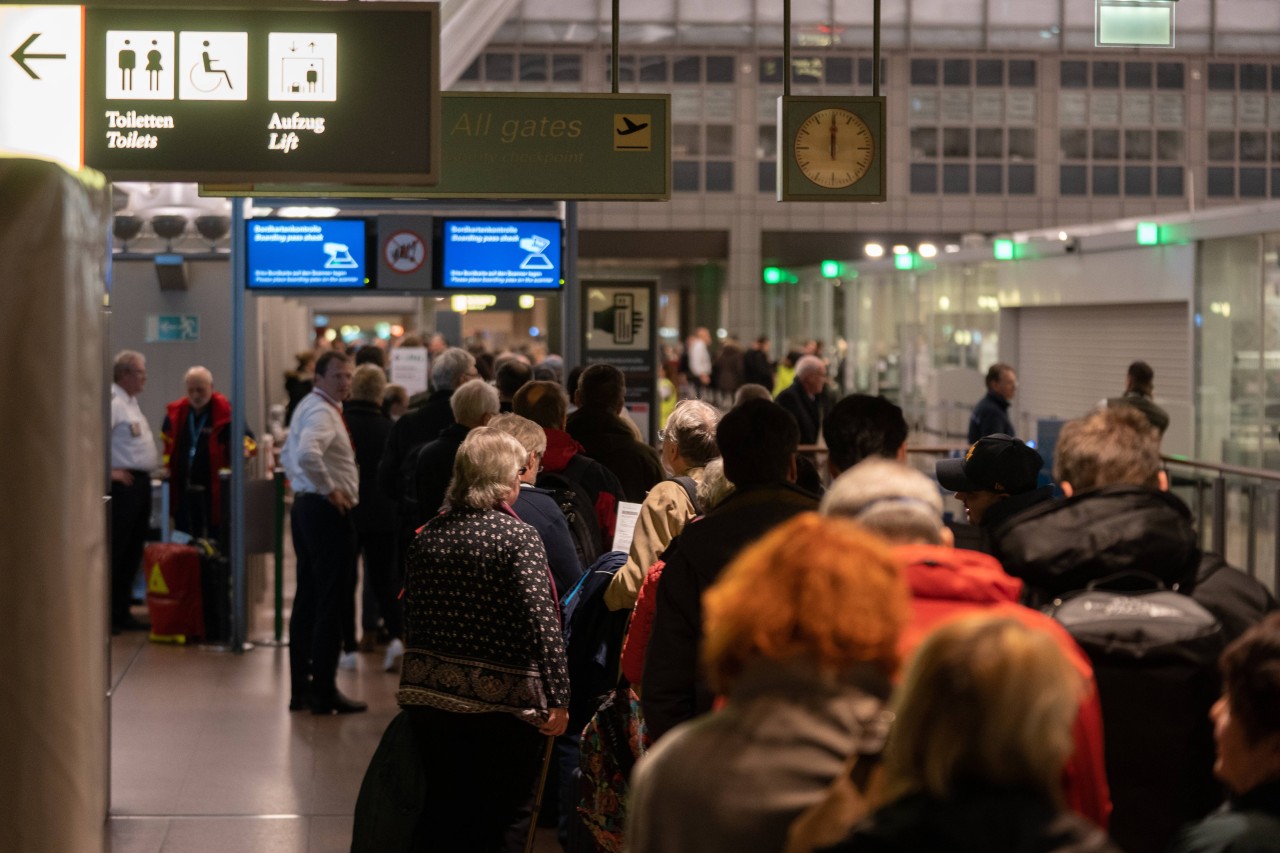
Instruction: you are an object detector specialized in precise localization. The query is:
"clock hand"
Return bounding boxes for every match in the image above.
[830,114,837,159]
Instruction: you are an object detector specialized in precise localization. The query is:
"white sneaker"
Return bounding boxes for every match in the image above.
[384,638,404,672]
[338,651,358,671]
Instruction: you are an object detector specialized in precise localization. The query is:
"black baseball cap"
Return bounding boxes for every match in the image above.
[936,434,1042,494]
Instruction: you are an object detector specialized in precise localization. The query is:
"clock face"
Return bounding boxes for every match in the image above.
[793,108,875,189]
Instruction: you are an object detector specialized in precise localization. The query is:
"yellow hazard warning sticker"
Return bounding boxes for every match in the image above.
[148,563,170,595]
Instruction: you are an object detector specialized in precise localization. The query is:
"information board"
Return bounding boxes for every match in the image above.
[439,219,562,290]
[246,218,372,290]
[582,280,659,444]
[82,3,439,184]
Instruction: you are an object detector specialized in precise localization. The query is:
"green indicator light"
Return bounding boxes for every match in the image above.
[1136,222,1160,246]
[993,239,1015,261]
[821,260,841,278]
[763,266,784,284]
[894,252,914,270]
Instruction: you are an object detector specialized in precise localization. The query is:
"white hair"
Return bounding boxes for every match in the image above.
[450,378,500,427]
[665,399,720,467]
[446,427,526,509]
[488,412,547,456]
[795,355,826,379]
[820,458,946,545]
[432,347,476,391]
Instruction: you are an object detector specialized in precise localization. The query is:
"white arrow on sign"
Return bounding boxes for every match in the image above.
[0,6,83,168]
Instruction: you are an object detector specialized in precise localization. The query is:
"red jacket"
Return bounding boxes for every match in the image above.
[895,543,1112,830]
[162,393,232,526]
[620,558,666,686]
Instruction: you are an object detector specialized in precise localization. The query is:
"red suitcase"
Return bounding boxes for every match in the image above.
[143,542,206,643]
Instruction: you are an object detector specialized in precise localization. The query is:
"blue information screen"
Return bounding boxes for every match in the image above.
[441,219,562,289]
[247,219,369,289]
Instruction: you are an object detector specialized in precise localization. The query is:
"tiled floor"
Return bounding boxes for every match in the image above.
[106,557,562,852]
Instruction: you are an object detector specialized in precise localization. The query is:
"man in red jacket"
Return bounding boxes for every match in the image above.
[819,457,1112,831]
[161,366,232,540]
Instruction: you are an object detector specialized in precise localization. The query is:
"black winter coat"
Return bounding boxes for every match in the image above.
[565,407,664,504]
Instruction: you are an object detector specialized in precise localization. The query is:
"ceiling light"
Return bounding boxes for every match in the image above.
[918,243,937,258]
[864,242,884,259]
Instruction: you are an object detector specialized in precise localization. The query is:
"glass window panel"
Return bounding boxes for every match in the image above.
[1273,132,1280,161]
[1126,129,1153,160]
[1008,60,1036,87]
[1060,129,1088,160]
[911,127,938,158]
[1093,129,1120,160]
[1241,64,1267,91]
[519,54,547,82]
[1274,65,1280,92]
[705,161,734,192]
[706,124,734,156]
[976,128,1003,158]
[758,124,777,159]
[1241,131,1267,162]
[1240,167,1266,197]
[673,124,701,156]
[1093,165,1120,196]
[1156,165,1184,196]
[1274,169,1280,199]
[859,58,887,86]
[672,56,701,83]
[792,57,823,85]
[1157,130,1183,160]
[911,163,938,193]
[911,59,938,85]
[1156,63,1184,90]
[485,53,515,81]
[673,161,700,192]
[706,56,735,83]
[639,55,668,82]
[1207,167,1235,197]
[1208,63,1236,91]
[1125,166,1152,195]
[552,55,581,82]
[1061,60,1088,88]
[826,57,853,85]
[1093,61,1120,89]
[1008,128,1036,161]
[975,164,1003,193]
[943,59,971,86]
[943,164,970,193]
[758,161,776,193]
[460,58,481,81]
[759,57,784,84]
[1008,164,1036,194]
[1209,131,1236,162]
[976,60,1003,87]
[1060,165,1088,195]
[943,128,971,158]
[1125,62,1153,88]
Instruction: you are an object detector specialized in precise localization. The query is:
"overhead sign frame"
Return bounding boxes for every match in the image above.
[81,2,440,184]
[1096,0,1176,49]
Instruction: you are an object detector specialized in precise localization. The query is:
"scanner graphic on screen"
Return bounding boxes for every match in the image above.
[324,242,359,269]
[519,233,554,270]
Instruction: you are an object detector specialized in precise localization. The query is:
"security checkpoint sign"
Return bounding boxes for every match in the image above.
[0,5,83,168]
[201,92,671,200]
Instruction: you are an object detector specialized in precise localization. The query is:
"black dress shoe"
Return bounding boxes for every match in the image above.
[288,695,310,712]
[310,690,367,715]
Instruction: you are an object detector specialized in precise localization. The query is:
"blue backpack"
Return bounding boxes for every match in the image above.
[560,550,630,730]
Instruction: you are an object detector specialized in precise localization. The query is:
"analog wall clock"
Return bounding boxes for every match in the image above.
[778,96,886,202]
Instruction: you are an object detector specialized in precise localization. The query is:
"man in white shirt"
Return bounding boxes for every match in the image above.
[110,350,160,634]
[280,351,366,715]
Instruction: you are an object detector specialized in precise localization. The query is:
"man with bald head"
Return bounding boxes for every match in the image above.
[162,365,234,540]
[774,354,833,445]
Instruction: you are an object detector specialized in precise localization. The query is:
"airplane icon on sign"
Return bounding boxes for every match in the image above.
[617,116,648,135]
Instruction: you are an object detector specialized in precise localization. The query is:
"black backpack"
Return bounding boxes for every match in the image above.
[537,455,605,568]
[1045,572,1226,853]
[398,441,431,528]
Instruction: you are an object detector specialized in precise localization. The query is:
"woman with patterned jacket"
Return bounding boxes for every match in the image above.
[396,427,569,852]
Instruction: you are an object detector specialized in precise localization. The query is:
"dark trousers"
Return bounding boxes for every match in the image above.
[110,473,152,625]
[289,494,356,699]
[406,706,547,853]
[357,526,402,639]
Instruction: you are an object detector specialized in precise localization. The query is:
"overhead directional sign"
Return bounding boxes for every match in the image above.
[202,92,671,200]
[81,3,440,184]
[0,5,83,167]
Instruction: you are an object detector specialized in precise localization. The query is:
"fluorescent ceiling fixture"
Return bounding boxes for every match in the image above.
[945,244,961,253]
[1096,1,1175,48]
[1058,231,1070,241]
[276,206,342,218]
[250,206,273,217]
[892,244,910,255]
[918,243,937,258]
[864,242,884,258]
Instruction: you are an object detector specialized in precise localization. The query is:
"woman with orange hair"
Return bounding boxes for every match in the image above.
[624,512,908,853]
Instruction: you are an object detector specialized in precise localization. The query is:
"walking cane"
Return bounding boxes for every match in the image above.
[524,735,558,853]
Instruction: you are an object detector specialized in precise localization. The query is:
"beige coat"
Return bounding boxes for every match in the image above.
[603,466,705,611]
